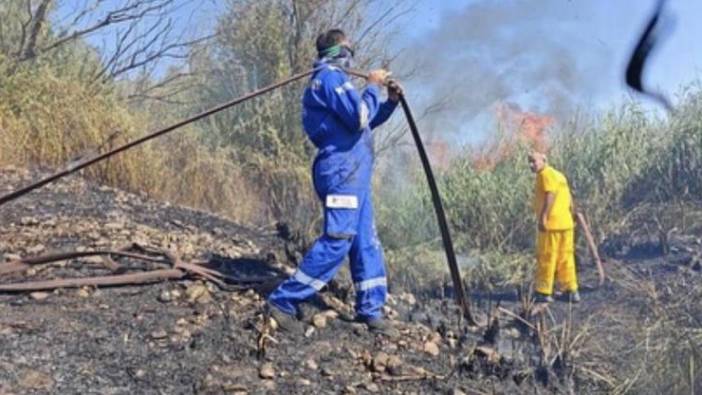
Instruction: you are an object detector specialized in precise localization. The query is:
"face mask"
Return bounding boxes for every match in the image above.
[338,44,355,59]
[319,44,355,65]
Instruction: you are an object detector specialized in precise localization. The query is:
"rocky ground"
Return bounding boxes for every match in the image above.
[0,166,700,394]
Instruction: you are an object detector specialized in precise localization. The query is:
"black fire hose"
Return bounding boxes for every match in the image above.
[344,69,475,325]
[0,67,476,325]
[398,95,476,325]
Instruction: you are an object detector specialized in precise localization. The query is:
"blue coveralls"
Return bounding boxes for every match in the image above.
[268,59,398,320]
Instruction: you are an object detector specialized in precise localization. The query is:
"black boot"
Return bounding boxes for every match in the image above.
[564,290,581,304]
[364,317,400,338]
[267,303,304,334]
[534,292,554,304]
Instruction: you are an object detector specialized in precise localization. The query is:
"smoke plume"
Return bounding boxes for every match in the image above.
[400,0,612,139]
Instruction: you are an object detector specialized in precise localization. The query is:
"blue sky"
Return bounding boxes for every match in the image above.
[57,0,702,143]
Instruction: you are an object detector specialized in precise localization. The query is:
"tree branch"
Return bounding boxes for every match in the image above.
[36,0,176,57]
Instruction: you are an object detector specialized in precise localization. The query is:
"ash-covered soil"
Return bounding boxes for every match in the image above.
[0,166,700,394]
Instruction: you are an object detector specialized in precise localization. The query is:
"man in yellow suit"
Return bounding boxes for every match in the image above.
[528,151,580,304]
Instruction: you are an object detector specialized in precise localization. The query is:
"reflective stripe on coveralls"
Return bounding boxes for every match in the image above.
[268,59,398,320]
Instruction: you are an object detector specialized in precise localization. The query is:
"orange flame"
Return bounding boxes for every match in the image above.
[471,102,554,170]
[426,139,453,171]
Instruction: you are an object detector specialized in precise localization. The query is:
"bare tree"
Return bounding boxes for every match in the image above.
[1,0,214,93]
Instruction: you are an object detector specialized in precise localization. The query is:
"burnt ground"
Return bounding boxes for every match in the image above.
[0,166,700,394]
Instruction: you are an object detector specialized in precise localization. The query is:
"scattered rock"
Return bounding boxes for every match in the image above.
[297,378,311,386]
[345,347,358,359]
[19,217,39,226]
[372,352,389,373]
[423,341,440,357]
[268,316,279,331]
[504,328,521,339]
[26,244,45,255]
[386,355,403,376]
[197,291,213,304]
[4,253,22,261]
[474,345,500,364]
[82,255,106,265]
[158,290,174,303]
[77,287,91,298]
[447,338,458,349]
[305,359,318,370]
[30,292,50,301]
[304,326,315,338]
[312,313,327,329]
[172,326,191,340]
[104,222,124,231]
[221,383,247,394]
[186,283,209,303]
[259,363,275,379]
[94,238,110,247]
[428,331,442,343]
[398,292,416,306]
[150,329,168,340]
[320,367,334,377]
[320,309,339,320]
[360,350,372,367]
[363,383,380,393]
[383,306,399,319]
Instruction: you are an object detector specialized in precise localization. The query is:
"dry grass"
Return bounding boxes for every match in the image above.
[0,67,264,224]
[578,266,702,394]
[497,256,702,394]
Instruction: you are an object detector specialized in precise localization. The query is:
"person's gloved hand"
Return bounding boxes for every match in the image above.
[367,69,391,86]
[387,79,404,102]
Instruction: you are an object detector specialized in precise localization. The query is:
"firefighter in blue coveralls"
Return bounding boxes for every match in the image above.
[267,29,402,336]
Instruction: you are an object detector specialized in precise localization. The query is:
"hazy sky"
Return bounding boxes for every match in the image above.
[399,0,700,98]
[57,0,702,144]
[390,0,702,143]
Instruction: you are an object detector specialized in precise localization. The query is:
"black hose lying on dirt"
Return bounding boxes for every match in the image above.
[0,67,475,325]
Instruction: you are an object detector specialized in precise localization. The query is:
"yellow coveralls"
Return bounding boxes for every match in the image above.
[533,165,578,295]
